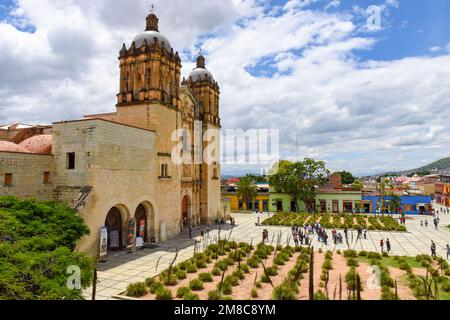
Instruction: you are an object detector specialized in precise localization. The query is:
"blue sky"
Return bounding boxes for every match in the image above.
[1,0,450,176]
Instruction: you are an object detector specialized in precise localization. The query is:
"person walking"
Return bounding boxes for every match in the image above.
[446,244,450,260]
[363,229,367,240]
[386,238,391,253]
[188,224,193,239]
[431,241,437,257]
[380,239,384,253]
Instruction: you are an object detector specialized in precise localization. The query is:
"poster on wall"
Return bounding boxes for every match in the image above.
[99,227,108,257]
[127,218,136,248]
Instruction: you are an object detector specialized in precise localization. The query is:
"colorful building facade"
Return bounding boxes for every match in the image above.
[361,195,432,214]
[221,183,270,212]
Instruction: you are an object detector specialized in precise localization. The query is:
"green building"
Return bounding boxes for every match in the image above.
[268,172,363,213]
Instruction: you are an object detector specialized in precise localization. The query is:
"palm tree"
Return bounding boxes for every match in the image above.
[236,176,258,211]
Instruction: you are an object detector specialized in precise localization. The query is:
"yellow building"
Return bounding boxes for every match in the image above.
[222,183,270,212]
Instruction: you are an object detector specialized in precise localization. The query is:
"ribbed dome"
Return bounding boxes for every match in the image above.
[188,55,215,83]
[19,134,52,155]
[0,141,30,153]
[189,68,215,83]
[132,30,172,50]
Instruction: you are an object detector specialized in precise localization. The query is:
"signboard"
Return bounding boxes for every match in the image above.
[136,236,144,248]
[109,231,120,249]
[99,227,108,257]
[138,219,146,239]
[127,218,137,248]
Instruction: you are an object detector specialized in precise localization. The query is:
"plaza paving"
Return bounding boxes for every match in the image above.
[86,206,450,300]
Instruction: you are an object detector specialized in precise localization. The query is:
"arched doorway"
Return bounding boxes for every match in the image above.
[135,204,148,242]
[105,207,123,251]
[181,195,191,228]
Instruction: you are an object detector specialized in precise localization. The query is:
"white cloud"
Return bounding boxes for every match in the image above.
[0,0,449,176]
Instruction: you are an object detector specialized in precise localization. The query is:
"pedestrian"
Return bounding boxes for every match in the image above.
[386,238,391,253]
[431,241,437,257]
[363,229,367,240]
[188,225,192,238]
[380,239,384,253]
[425,219,428,227]
[446,244,450,260]
[304,233,309,245]
[420,220,423,227]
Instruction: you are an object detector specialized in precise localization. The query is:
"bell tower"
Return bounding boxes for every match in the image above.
[116,11,181,109]
[184,55,220,126]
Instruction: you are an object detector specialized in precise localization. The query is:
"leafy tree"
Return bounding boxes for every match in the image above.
[0,197,94,300]
[268,159,330,212]
[351,180,364,191]
[236,176,258,210]
[389,195,402,214]
[341,171,356,184]
[244,174,267,183]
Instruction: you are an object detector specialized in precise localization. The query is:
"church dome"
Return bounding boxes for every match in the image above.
[132,30,172,50]
[0,141,30,153]
[188,55,215,83]
[19,134,52,155]
[131,12,172,51]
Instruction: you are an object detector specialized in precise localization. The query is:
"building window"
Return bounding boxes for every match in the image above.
[320,200,327,213]
[160,164,169,178]
[67,153,75,170]
[213,167,219,179]
[4,173,13,186]
[332,200,339,213]
[43,172,50,184]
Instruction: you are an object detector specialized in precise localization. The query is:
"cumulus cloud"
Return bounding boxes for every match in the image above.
[1,0,450,175]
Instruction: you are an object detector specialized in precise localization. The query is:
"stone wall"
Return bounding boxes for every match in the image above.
[0,152,53,200]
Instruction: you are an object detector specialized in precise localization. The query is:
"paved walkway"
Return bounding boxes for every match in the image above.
[86,208,450,300]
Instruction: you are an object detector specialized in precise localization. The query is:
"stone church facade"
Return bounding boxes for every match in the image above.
[0,11,223,256]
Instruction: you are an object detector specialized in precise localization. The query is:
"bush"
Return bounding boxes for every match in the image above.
[183,292,200,300]
[196,259,207,269]
[367,252,382,260]
[266,266,278,276]
[155,286,173,300]
[186,263,198,273]
[145,277,155,287]
[216,260,228,271]
[238,263,250,273]
[199,272,213,282]
[441,278,450,293]
[217,281,232,295]
[212,267,221,276]
[344,250,358,258]
[247,257,260,268]
[163,276,178,286]
[189,279,204,291]
[314,290,329,300]
[272,281,298,300]
[322,259,333,270]
[149,281,164,294]
[176,270,187,280]
[208,290,222,300]
[347,258,359,267]
[224,275,239,286]
[126,282,148,297]
[251,288,258,298]
[176,287,191,298]
[381,286,397,300]
[256,281,262,288]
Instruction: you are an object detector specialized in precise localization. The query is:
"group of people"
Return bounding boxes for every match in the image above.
[379,238,392,253]
[420,214,440,230]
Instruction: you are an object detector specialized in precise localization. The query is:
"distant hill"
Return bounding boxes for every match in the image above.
[411,157,450,173]
[377,157,450,177]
